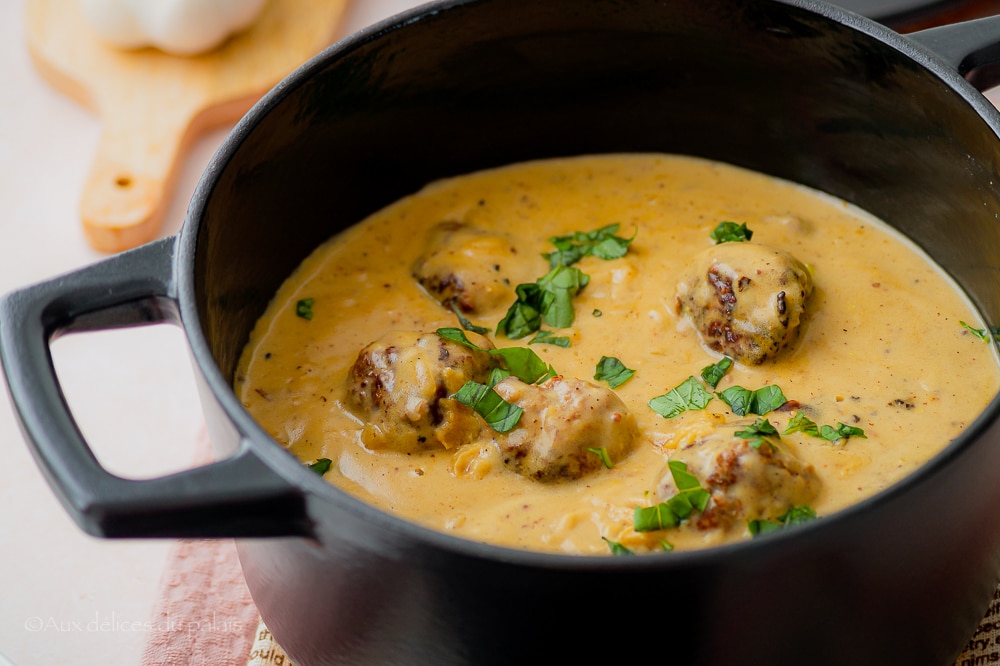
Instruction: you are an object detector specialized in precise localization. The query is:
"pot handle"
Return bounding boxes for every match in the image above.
[0,236,310,539]
[908,15,1000,91]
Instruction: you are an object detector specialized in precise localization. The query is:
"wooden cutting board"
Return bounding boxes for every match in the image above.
[25,0,350,253]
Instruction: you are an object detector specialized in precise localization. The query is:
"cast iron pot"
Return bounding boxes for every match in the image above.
[6,1,1000,664]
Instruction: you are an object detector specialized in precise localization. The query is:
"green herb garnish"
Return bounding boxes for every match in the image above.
[819,422,867,443]
[783,411,866,443]
[648,376,713,418]
[633,461,711,532]
[453,381,523,432]
[496,265,590,338]
[700,357,733,389]
[530,330,571,348]
[734,418,779,449]
[437,328,556,384]
[308,458,332,475]
[295,298,314,320]
[710,221,753,244]
[717,384,787,416]
[594,356,635,389]
[544,223,635,268]
[960,321,992,342]
[452,304,490,334]
[603,537,635,556]
[748,505,818,537]
[783,411,821,437]
[587,447,614,469]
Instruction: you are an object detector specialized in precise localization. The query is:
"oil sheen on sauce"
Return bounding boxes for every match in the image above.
[235,154,1000,555]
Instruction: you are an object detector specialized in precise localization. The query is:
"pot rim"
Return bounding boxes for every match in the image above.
[175,0,1000,566]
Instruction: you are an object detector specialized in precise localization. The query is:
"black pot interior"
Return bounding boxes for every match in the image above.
[193,0,1000,385]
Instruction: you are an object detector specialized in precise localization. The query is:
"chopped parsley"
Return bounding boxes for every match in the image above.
[648,376,713,418]
[710,221,753,244]
[307,458,332,475]
[594,356,635,389]
[544,223,635,268]
[717,384,787,416]
[295,298,314,320]
[748,505,818,537]
[700,356,733,389]
[453,381,523,432]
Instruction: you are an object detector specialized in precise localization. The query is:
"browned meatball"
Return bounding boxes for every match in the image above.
[674,242,812,364]
[347,330,499,453]
[492,376,638,482]
[413,221,521,315]
[654,426,821,532]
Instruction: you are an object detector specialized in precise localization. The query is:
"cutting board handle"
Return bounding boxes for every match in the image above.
[81,103,196,252]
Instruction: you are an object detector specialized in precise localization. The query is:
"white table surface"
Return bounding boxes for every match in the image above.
[0,2,423,665]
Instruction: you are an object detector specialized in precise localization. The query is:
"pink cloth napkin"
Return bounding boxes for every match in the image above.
[139,538,259,666]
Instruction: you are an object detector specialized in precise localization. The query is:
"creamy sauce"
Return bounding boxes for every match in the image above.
[235,154,1000,555]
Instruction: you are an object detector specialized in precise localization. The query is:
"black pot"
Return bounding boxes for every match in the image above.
[5,1,1000,664]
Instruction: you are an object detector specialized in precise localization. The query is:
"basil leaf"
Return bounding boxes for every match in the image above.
[668,460,711,512]
[819,423,867,443]
[781,505,818,527]
[649,376,713,418]
[710,221,753,244]
[436,328,557,384]
[530,330,571,348]
[587,447,614,469]
[452,304,490,334]
[487,367,511,387]
[783,411,865,444]
[454,381,523,433]
[634,461,711,533]
[437,327,477,348]
[783,411,820,437]
[496,283,544,339]
[537,265,589,329]
[960,321,998,343]
[634,503,680,532]
[734,418,779,449]
[544,223,635,268]
[489,346,553,384]
[594,356,635,389]
[603,537,634,556]
[296,298,314,320]
[700,356,733,389]
[718,384,787,416]
[747,519,783,536]
[307,458,332,475]
[749,505,817,537]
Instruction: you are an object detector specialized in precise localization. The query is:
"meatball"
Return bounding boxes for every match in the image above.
[492,376,638,481]
[674,242,812,364]
[655,426,821,532]
[347,330,499,453]
[413,221,521,315]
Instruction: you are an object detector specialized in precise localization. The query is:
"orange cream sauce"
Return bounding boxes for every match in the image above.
[235,154,1000,554]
